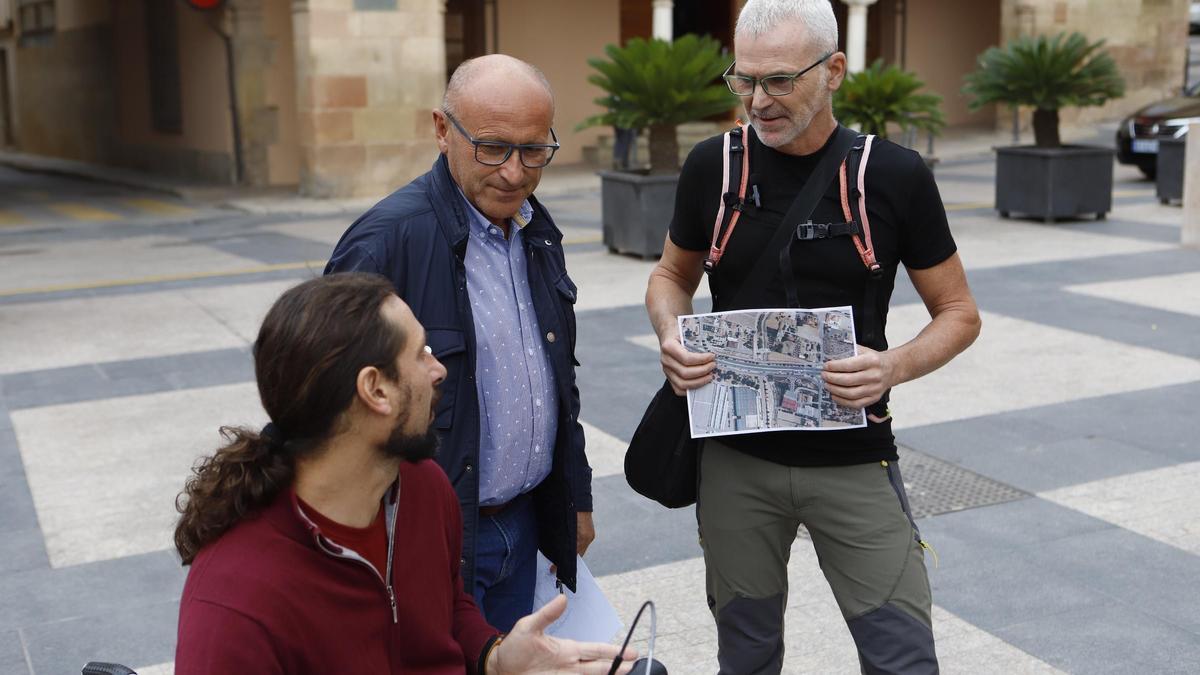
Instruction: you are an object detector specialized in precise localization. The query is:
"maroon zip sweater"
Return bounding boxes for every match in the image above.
[175,459,499,674]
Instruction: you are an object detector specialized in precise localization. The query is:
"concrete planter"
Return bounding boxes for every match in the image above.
[598,170,679,259]
[994,145,1114,223]
[1157,137,1185,205]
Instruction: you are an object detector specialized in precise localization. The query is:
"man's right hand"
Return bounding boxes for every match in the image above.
[488,595,636,674]
[660,331,715,395]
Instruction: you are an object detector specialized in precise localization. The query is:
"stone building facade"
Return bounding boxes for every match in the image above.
[0,0,1190,197]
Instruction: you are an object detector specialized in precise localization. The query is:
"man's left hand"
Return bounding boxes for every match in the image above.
[822,345,895,421]
[576,512,595,556]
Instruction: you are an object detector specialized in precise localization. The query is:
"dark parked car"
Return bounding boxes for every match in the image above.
[1115,81,1200,179]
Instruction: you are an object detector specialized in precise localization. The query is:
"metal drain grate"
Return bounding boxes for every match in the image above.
[896,445,1029,519]
[797,446,1028,539]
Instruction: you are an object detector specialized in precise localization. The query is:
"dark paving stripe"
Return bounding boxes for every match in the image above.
[0,267,316,307]
[23,599,178,675]
[197,231,336,266]
[1053,216,1182,243]
[1,348,254,410]
[896,381,1200,494]
[890,248,1200,360]
[925,498,1200,672]
[586,473,704,578]
[0,550,186,634]
[0,403,49,571]
[0,631,29,675]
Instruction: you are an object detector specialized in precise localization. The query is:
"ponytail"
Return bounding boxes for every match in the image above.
[174,426,296,565]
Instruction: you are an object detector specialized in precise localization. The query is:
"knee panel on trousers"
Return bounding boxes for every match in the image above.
[715,593,787,675]
[846,602,939,675]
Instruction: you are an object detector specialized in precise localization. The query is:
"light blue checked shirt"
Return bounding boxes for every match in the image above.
[459,191,558,506]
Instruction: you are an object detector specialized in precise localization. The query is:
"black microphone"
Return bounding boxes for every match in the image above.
[629,657,668,674]
[608,601,667,675]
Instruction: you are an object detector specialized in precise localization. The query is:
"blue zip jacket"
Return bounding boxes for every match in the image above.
[325,155,592,591]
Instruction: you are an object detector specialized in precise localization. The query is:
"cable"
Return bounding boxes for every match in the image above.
[608,600,656,675]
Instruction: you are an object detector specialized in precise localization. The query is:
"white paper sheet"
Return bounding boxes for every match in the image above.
[532,552,623,643]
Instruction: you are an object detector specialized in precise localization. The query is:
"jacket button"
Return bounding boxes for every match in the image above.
[465,463,473,473]
[546,331,556,343]
[460,557,466,568]
[544,239,552,246]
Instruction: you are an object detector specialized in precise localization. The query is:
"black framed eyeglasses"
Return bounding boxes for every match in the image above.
[723,51,834,97]
[442,111,560,168]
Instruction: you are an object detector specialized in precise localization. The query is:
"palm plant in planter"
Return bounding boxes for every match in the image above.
[963,32,1125,222]
[833,59,945,158]
[579,35,737,257]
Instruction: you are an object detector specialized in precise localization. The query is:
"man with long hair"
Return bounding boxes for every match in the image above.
[173,273,632,674]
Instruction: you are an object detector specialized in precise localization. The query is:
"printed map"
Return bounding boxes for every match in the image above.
[679,307,865,437]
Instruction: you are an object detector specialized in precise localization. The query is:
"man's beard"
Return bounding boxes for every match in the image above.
[382,418,441,462]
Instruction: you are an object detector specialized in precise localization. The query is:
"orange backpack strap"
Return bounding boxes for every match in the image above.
[838,134,882,276]
[705,120,751,273]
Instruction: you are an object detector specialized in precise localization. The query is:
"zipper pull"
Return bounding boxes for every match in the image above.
[387,585,398,624]
[919,539,939,569]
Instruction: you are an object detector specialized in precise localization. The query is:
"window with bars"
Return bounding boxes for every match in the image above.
[17,0,53,36]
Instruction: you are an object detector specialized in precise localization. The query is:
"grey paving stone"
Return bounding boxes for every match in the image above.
[3,366,168,410]
[22,599,178,675]
[923,496,1200,669]
[921,497,1116,567]
[0,551,186,633]
[586,473,703,578]
[0,266,313,309]
[0,630,31,675]
[1060,217,1183,243]
[897,414,1074,472]
[103,348,253,391]
[3,348,254,410]
[899,382,1198,492]
[926,544,1111,635]
[200,231,333,265]
[0,529,48,575]
[1021,526,1200,636]
[995,604,1200,675]
[908,430,1172,494]
[1023,382,1198,463]
[574,300,713,442]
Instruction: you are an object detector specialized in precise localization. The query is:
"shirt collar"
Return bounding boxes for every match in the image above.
[455,186,534,235]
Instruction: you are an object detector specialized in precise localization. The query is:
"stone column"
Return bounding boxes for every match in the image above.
[652,0,672,42]
[1184,122,1200,249]
[292,0,445,198]
[842,0,878,73]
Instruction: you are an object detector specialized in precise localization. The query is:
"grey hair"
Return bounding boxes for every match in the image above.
[442,55,554,117]
[735,0,839,55]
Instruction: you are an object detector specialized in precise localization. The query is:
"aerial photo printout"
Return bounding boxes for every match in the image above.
[679,307,866,437]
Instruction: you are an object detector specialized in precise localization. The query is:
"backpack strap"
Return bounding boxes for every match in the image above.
[704,120,751,273]
[837,134,884,347]
[839,134,882,276]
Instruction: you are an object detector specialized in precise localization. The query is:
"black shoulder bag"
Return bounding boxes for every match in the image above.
[624,126,859,508]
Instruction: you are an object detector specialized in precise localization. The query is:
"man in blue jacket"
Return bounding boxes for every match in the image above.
[325,54,593,632]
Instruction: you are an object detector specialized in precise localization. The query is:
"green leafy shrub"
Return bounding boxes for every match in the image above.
[833,59,945,142]
[579,35,737,173]
[962,32,1124,147]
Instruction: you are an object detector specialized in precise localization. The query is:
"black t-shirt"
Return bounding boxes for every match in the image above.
[669,125,957,466]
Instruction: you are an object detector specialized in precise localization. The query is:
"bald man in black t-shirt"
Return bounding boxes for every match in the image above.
[645,1,981,673]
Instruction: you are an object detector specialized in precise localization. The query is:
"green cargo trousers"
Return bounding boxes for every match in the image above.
[697,439,938,675]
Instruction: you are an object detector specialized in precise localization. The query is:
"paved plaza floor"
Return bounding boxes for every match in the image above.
[0,138,1197,674]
